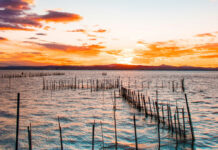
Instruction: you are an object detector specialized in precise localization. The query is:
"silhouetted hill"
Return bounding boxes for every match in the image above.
[0,64,217,71]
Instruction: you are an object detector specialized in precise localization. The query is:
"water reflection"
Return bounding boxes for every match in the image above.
[0,70,217,149]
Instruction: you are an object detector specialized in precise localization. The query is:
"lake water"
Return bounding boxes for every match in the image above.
[0,70,217,150]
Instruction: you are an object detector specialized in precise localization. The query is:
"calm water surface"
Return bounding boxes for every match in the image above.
[0,70,217,150]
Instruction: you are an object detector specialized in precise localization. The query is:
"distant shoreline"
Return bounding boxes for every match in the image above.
[0,64,218,71]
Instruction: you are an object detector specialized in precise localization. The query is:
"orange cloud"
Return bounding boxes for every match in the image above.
[94,29,107,33]
[87,34,97,37]
[199,54,218,58]
[195,43,218,52]
[0,51,79,66]
[27,41,106,57]
[133,33,218,66]
[106,50,122,55]
[137,40,147,45]
[22,0,34,4]
[36,10,83,23]
[139,43,194,58]
[43,26,51,30]
[89,38,97,41]
[195,33,216,37]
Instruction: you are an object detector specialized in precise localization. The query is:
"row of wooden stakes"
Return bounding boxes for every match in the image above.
[120,86,195,142]
[43,77,121,92]
[1,72,65,79]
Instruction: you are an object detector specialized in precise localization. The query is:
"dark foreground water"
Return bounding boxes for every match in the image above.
[0,70,217,150]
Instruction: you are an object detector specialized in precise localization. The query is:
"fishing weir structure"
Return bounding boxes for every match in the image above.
[1,72,65,79]
[42,77,121,92]
[11,75,195,149]
[120,86,195,143]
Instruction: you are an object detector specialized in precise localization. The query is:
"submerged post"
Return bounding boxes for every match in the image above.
[181,78,185,92]
[15,93,20,150]
[133,114,138,150]
[113,106,118,150]
[182,107,186,139]
[58,117,63,150]
[184,94,195,141]
[92,120,95,150]
[27,123,32,150]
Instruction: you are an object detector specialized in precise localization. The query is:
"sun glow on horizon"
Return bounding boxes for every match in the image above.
[115,48,134,64]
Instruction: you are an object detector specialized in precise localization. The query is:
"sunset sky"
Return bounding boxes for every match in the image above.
[0,0,218,67]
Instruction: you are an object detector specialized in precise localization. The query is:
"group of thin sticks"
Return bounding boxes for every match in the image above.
[43,77,121,92]
[1,72,65,79]
[120,78,195,145]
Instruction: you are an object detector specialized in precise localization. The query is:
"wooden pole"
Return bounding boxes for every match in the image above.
[184,94,195,141]
[156,102,161,150]
[15,93,20,150]
[27,123,32,150]
[181,78,185,92]
[162,105,165,124]
[58,117,63,150]
[113,105,118,150]
[133,114,138,150]
[148,97,152,116]
[92,120,95,150]
[182,107,186,139]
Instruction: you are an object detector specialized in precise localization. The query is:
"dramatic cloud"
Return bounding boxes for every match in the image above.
[0,0,32,10]
[29,42,106,57]
[195,33,216,37]
[0,0,83,31]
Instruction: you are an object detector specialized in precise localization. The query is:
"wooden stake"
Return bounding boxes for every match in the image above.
[184,94,195,141]
[182,107,186,139]
[133,114,138,150]
[58,117,63,150]
[15,93,20,150]
[27,123,32,150]
[92,120,95,150]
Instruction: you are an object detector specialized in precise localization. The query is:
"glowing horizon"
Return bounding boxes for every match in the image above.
[0,0,218,67]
